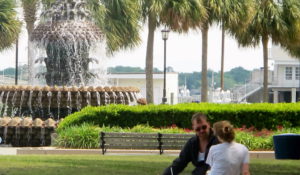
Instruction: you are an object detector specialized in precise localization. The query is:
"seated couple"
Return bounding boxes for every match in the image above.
[163,113,250,175]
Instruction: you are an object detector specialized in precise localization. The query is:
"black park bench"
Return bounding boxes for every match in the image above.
[100,132,194,155]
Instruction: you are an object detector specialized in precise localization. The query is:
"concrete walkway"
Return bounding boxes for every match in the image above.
[0,146,275,159]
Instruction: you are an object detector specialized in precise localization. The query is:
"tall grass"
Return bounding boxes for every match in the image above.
[54,123,100,149]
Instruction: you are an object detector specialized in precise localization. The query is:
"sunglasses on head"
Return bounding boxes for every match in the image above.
[195,125,208,131]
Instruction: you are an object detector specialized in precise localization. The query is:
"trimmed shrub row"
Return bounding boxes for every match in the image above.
[58,103,300,130]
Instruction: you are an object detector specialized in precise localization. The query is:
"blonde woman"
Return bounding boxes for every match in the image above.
[206,121,250,175]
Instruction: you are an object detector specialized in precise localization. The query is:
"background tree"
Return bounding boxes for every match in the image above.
[232,0,300,102]
[178,67,251,91]
[0,0,21,50]
[217,0,254,91]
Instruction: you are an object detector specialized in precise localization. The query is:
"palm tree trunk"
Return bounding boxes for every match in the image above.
[22,0,38,84]
[145,13,156,104]
[201,24,209,102]
[262,35,269,102]
[27,22,35,84]
[220,25,225,91]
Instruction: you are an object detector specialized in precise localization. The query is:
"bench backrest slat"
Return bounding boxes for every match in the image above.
[105,139,158,144]
[104,132,158,137]
[100,132,194,154]
[105,145,159,149]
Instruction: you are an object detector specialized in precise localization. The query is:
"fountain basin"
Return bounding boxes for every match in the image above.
[0,85,142,120]
[0,117,56,147]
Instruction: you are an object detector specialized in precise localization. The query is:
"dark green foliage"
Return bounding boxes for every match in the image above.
[107,66,163,73]
[89,0,141,54]
[178,67,251,90]
[0,0,21,50]
[106,66,250,90]
[228,67,251,82]
[108,66,144,73]
[0,67,16,76]
[179,72,201,90]
[58,103,300,130]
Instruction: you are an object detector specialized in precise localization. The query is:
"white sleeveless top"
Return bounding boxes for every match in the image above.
[206,142,249,175]
[198,152,205,162]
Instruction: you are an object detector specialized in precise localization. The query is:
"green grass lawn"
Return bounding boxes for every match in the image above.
[0,155,299,175]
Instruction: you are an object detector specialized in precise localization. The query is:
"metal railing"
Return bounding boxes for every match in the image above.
[231,83,262,103]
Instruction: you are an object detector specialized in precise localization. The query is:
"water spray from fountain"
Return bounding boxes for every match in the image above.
[0,0,145,147]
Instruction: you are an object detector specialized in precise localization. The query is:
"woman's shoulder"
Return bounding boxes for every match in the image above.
[233,142,249,151]
[210,142,227,150]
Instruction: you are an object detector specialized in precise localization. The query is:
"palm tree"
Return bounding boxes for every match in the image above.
[21,0,39,83]
[98,0,166,104]
[18,0,54,83]
[88,0,172,104]
[218,0,254,91]
[143,0,207,104]
[232,0,300,102]
[137,0,168,104]
[279,2,300,58]
[94,0,192,104]
[0,0,21,51]
[161,0,252,102]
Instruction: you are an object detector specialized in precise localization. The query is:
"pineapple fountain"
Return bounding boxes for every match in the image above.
[0,0,144,146]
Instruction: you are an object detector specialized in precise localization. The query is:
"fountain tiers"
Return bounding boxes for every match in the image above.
[0,117,56,146]
[0,0,146,147]
[0,85,142,120]
[31,0,104,86]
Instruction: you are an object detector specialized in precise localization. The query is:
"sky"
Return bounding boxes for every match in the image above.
[0,8,266,73]
[105,25,265,73]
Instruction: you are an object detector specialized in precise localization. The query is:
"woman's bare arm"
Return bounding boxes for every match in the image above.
[242,163,250,175]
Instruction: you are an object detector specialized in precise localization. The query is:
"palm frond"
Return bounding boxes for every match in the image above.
[0,0,21,51]
[160,0,206,33]
[230,0,300,48]
[89,0,142,54]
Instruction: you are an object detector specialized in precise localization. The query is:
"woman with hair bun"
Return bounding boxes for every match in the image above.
[206,121,250,175]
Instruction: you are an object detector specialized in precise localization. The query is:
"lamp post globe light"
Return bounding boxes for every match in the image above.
[161,27,170,104]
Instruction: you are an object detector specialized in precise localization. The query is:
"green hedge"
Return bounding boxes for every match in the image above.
[58,103,300,130]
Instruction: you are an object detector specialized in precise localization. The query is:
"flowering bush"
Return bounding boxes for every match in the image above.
[55,123,300,150]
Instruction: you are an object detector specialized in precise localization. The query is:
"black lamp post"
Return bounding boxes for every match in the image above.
[161,27,170,104]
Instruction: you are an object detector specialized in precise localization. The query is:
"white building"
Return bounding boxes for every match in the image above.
[107,73,178,104]
[235,45,300,103]
[270,45,300,103]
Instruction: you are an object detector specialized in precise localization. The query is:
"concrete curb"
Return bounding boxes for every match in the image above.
[14,147,275,159]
